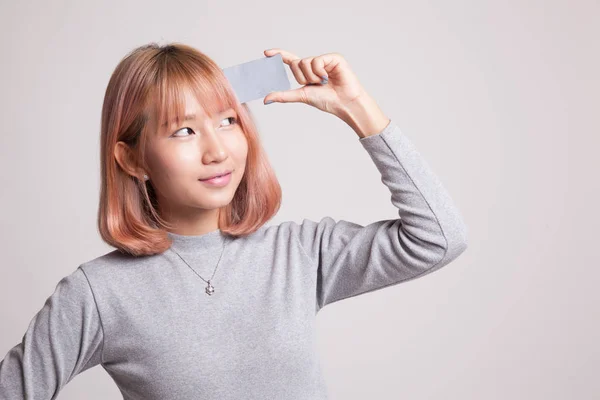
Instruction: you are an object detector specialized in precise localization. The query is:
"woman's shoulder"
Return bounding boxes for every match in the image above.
[77,220,327,277]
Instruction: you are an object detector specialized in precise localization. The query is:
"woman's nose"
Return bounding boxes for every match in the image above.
[201,129,228,161]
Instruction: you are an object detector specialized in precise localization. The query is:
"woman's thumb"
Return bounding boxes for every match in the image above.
[264,87,306,105]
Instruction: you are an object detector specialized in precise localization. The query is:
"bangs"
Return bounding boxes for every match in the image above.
[146,58,238,134]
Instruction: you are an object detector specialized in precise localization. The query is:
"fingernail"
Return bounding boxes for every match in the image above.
[321,76,328,84]
[265,100,274,105]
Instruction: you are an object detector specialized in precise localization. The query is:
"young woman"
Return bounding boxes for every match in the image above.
[0,43,468,399]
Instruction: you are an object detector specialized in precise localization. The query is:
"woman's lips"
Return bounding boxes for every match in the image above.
[199,172,232,187]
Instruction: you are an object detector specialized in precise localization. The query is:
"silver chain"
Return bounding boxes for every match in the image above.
[168,236,230,296]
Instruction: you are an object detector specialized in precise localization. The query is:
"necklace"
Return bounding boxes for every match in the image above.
[169,235,230,296]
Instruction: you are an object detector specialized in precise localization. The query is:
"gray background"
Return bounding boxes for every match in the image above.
[1,1,598,399]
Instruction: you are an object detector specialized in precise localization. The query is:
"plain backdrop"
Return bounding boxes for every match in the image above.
[1,1,598,399]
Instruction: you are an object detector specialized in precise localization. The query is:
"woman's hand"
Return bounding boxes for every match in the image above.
[262,49,369,118]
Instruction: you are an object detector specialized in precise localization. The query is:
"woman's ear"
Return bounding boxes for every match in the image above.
[114,141,146,180]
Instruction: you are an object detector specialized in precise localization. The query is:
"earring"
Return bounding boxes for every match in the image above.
[143,174,149,181]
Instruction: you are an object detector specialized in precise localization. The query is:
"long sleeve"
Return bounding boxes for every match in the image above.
[292,119,469,312]
[0,267,104,399]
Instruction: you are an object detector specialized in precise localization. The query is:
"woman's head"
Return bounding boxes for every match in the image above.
[99,42,281,256]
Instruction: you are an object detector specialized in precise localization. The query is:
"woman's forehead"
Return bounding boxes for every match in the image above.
[153,89,212,125]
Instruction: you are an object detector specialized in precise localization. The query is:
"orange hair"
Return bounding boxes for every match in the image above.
[98,42,282,257]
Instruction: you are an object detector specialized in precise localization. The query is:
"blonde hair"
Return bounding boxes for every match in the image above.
[98,42,282,256]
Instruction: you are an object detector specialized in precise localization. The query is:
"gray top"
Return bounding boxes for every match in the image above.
[0,119,468,399]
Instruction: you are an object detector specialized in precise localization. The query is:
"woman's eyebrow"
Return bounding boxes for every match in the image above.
[161,109,234,128]
[161,114,197,128]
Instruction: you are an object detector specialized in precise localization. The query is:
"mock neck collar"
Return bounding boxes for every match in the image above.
[166,229,229,253]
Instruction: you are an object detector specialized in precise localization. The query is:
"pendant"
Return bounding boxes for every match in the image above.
[205,280,215,296]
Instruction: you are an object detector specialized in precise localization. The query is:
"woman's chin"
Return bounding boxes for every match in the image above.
[193,192,235,209]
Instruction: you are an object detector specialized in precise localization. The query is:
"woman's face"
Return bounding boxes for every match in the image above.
[144,88,248,223]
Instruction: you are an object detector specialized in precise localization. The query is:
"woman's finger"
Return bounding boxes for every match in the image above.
[298,57,322,84]
[264,48,300,64]
[311,56,329,81]
[289,58,308,85]
[264,49,306,85]
[265,86,308,105]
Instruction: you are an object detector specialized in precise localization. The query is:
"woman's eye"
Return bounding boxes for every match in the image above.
[221,116,237,126]
[172,117,237,137]
[172,127,194,137]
